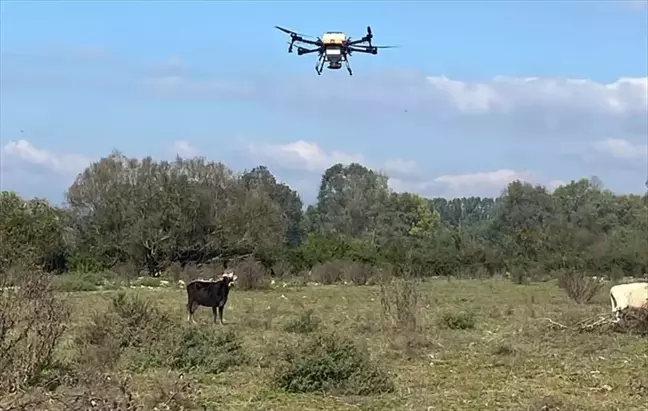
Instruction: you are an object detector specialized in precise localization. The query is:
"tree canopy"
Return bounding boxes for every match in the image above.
[2,150,646,280]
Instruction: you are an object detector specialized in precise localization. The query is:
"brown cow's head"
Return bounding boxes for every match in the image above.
[222,271,238,287]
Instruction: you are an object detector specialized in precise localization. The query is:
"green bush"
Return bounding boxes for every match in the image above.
[283,310,320,334]
[440,311,476,330]
[166,327,247,373]
[274,332,393,395]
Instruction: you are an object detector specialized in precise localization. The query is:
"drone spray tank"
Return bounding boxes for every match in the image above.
[321,32,346,70]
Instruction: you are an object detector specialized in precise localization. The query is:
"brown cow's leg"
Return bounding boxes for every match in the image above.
[211,306,219,324]
[188,302,198,323]
[218,305,225,325]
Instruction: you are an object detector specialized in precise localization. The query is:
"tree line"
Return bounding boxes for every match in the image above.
[2,151,647,281]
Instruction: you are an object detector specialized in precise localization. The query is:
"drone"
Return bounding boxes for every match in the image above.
[275,25,397,76]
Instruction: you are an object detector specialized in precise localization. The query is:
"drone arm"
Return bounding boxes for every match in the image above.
[292,36,320,46]
[347,46,376,54]
[297,47,321,55]
[347,37,370,46]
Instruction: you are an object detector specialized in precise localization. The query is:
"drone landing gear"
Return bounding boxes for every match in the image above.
[344,58,352,76]
[315,55,325,75]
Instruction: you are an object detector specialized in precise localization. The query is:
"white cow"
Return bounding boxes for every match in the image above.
[609,282,648,321]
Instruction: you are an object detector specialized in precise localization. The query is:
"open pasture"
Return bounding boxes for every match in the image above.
[61,278,647,411]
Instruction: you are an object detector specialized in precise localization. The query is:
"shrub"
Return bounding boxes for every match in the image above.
[310,260,343,284]
[167,261,183,282]
[440,311,476,330]
[181,263,202,282]
[109,292,173,348]
[76,292,174,372]
[283,310,320,334]
[77,292,246,374]
[380,275,420,332]
[76,313,124,371]
[0,372,202,411]
[0,266,70,393]
[340,261,374,285]
[112,261,139,281]
[555,269,603,304]
[233,257,270,290]
[165,326,247,373]
[52,274,99,292]
[274,332,393,395]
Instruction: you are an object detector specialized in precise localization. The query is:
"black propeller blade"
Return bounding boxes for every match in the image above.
[274,26,316,39]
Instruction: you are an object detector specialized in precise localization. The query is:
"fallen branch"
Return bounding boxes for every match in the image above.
[539,318,568,329]
[540,313,615,332]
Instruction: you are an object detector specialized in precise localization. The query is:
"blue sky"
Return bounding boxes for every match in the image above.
[1,0,647,205]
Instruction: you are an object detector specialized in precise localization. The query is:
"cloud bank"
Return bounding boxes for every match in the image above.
[1,50,646,201]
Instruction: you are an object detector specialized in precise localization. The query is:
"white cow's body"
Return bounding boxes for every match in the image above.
[610,282,648,321]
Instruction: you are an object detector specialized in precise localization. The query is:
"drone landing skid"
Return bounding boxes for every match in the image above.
[344,59,352,76]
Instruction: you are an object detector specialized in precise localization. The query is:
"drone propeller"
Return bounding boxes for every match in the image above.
[373,45,400,49]
[274,26,316,39]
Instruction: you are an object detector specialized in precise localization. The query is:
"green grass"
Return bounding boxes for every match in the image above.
[61,279,647,411]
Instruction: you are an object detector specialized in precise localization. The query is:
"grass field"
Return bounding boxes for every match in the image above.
[56,278,647,411]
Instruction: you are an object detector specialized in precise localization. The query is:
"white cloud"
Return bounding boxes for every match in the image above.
[2,139,91,176]
[388,169,539,198]
[248,140,365,173]
[591,138,647,161]
[433,169,535,192]
[422,76,647,115]
[383,158,417,175]
[170,140,196,157]
[247,140,552,198]
[142,73,647,120]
